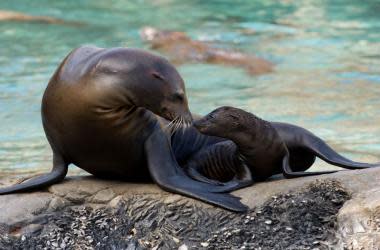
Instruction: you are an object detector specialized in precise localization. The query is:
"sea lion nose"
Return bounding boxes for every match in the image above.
[193,117,206,129]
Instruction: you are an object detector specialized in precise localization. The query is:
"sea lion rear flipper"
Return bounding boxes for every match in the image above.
[273,122,380,170]
[282,152,337,178]
[145,128,248,212]
[0,153,68,195]
[302,132,380,169]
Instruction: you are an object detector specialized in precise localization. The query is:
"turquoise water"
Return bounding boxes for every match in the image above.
[0,0,380,175]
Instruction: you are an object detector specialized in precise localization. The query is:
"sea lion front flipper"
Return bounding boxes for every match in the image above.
[186,167,224,185]
[145,128,248,212]
[187,167,253,191]
[183,139,253,192]
[0,152,68,194]
[281,152,337,178]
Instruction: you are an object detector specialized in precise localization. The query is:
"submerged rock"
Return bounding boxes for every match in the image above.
[0,168,379,249]
[0,10,83,26]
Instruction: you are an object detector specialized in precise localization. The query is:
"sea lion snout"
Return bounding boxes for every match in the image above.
[193,119,205,131]
[183,112,193,124]
[160,109,193,126]
[194,116,214,134]
[160,99,193,124]
[159,87,193,124]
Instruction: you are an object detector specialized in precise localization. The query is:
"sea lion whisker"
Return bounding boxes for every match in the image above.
[180,117,186,128]
[172,119,182,135]
[176,117,183,130]
[180,117,187,134]
[165,116,178,131]
[166,119,175,128]
[180,116,186,127]
[183,117,189,129]
[181,117,191,129]
[171,118,182,135]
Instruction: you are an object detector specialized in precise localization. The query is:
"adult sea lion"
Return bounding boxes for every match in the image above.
[193,106,380,183]
[140,26,273,75]
[0,46,247,212]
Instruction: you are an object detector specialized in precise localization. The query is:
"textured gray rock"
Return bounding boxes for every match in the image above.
[0,192,54,228]
[336,186,380,249]
[0,168,379,249]
[234,167,380,209]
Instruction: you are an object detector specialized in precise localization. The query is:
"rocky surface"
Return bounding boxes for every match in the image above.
[336,186,380,249]
[0,167,379,249]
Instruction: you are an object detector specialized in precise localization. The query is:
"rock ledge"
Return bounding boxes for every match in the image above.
[0,168,379,249]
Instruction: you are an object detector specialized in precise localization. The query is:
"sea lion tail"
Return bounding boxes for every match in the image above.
[0,159,68,195]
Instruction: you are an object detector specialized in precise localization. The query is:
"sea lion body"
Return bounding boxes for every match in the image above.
[0,46,248,212]
[194,106,287,181]
[42,46,179,180]
[193,106,380,182]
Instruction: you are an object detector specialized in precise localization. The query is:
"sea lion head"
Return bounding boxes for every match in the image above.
[151,64,193,124]
[90,48,192,124]
[130,51,192,124]
[145,55,192,124]
[194,106,249,138]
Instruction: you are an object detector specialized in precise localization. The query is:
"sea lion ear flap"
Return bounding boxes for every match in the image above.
[151,71,165,81]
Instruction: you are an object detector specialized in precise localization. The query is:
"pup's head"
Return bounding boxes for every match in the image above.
[193,106,250,138]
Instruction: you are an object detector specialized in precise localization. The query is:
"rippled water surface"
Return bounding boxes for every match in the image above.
[0,0,379,175]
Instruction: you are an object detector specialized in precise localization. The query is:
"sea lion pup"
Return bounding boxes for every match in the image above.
[0,46,247,212]
[193,106,380,182]
[140,26,273,75]
[192,106,288,183]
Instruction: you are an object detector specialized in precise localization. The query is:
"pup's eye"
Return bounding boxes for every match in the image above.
[229,114,239,120]
[152,71,165,81]
[208,113,215,119]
